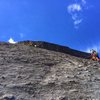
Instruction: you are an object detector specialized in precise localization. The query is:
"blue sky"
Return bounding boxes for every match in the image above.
[0,0,99,52]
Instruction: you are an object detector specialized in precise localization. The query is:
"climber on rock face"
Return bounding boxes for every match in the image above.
[90,49,100,61]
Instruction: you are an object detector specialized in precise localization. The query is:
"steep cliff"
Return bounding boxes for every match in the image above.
[0,41,99,100]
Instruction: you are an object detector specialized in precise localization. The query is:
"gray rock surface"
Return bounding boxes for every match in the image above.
[0,41,100,100]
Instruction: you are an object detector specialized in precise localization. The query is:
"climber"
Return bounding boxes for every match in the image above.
[90,49,100,61]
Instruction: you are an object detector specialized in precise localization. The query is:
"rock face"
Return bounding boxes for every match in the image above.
[18,41,91,59]
[0,41,100,100]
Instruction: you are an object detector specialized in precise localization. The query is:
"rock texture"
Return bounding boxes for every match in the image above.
[0,41,100,100]
[18,41,91,59]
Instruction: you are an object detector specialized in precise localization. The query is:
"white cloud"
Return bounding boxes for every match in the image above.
[67,0,87,28]
[68,3,82,13]
[8,38,17,44]
[74,19,83,25]
[72,13,78,20]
